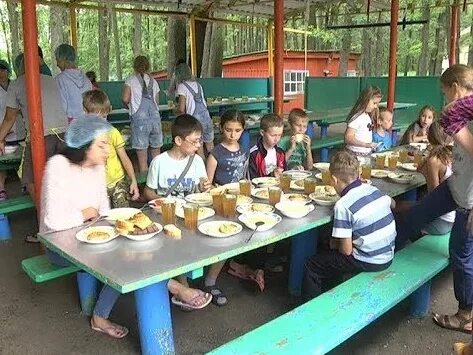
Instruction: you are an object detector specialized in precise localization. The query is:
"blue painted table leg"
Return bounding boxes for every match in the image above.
[409,281,431,317]
[0,214,12,241]
[240,130,250,151]
[76,271,98,316]
[320,125,328,138]
[320,148,329,162]
[288,229,318,296]
[135,281,174,355]
[306,122,315,138]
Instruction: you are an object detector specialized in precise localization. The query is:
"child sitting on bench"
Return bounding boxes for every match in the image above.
[303,150,396,299]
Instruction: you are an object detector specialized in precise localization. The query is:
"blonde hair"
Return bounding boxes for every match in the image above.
[288,108,308,125]
[329,150,359,183]
[133,55,150,75]
[440,64,473,91]
[427,121,453,167]
[346,86,382,124]
[260,113,284,131]
[83,90,111,116]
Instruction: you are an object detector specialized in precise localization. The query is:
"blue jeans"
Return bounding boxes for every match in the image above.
[131,97,163,150]
[397,181,473,310]
[46,250,120,318]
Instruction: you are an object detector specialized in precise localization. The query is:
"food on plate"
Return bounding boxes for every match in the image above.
[115,219,135,235]
[219,223,239,234]
[164,224,182,239]
[254,189,269,199]
[115,212,156,236]
[236,195,252,205]
[86,230,111,241]
[371,169,389,178]
[285,193,309,202]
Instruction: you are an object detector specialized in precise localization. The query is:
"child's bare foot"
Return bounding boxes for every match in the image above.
[90,315,128,339]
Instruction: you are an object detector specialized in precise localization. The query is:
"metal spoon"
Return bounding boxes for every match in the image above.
[246,221,264,243]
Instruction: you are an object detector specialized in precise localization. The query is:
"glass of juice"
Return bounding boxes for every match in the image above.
[268,187,282,206]
[388,156,398,170]
[279,174,291,193]
[161,199,176,225]
[322,171,332,185]
[414,151,423,166]
[303,177,317,195]
[361,165,372,179]
[222,194,237,218]
[211,191,224,216]
[375,155,385,169]
[399,150,408,163]
[183,203,199,231]
[239,179,252,197]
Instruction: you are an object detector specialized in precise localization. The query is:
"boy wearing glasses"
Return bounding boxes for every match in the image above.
[144,114,211,199]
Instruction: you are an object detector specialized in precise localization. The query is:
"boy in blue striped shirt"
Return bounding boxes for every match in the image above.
[303,150,396,299]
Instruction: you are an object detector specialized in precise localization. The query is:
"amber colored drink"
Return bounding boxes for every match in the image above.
[239,179,252,197]
[304,177,317,195]
[414,151,423,166]
[361,165,372,179]
[222,194,237,218]
[399,150,408,163]
[268,187,282,206]
[161,199,176,225]
[183,203,199,231]
[375,155,385,169]
[211,192,224,216]
[321,171,332,185]
[388,156,398,170]
[279,175,291,193]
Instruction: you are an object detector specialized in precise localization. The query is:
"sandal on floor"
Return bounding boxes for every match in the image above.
[171,290,212,311]
[204,285,228,306]
[91,323,129,339]
[25,234,39,243]
[228,265,265,292]
[433,313,472,334]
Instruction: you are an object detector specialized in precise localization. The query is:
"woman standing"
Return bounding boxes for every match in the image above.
[122,56,162,172]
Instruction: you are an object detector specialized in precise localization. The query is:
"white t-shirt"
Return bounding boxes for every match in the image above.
[146,152,207,197]
[124,74,160,115]
[0,83,25,142]
[346,113,373,155]
[440,165,455,223]
[175,81,207,116]
[264,147,277,175]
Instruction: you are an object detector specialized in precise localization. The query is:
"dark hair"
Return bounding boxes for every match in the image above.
[60,144,91,165]
[220,109,245,129]
[85,71,97,83]
[398,105,437,145]
[427,121,453,167]
[260,113,284,131]
[440,64,473,91]
[288,108,308,124]
[172,114,202,141]
[38,46,44,59]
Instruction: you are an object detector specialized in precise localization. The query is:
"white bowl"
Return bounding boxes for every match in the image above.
[238,212,282,231]
[275,202,315,218]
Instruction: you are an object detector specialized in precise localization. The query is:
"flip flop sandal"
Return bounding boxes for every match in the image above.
[433,313,473,334]
[227,265,251,281]
[204,285,228,306]
[91,324,129,339]
[171,290,212,311]
[228,265,265,292]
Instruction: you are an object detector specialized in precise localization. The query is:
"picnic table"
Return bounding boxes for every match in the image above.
[38,152,425,354]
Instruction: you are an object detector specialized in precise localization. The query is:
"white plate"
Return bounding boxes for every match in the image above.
[198,220,243,238]
[313,162,330,171]
[176,206,215,221]
[148,197,186,213]
[388,172,416,184]
[290,179,305,191]
[371,169,390,178]
[105,208,141,222]
[251,187,269,200]
[238,212,282,231]
[309,185,339,206]
[400,163,418,172]
[281,193,311,204]
[76,226,118,244]
[360,178,372,185]
[275,202,315,218]
[409,142,428,151]
[236,195,253,206]
[315,172,322,180]
[282,170,312,180]
[123,223,163,241]
[185,193,213,206]
[251,177,279,187]
[237,203,275,214]
[222,182,240,195]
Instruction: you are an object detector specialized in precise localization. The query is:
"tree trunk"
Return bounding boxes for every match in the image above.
[404,29,413,76]
[468,11,473,66]
[418,5,430,75]
[133,6,142,57]
[111,9,122,80]
[208,22,224,77]
[6,2,20,62]
[0,7,11,65]
[49,5,67,76]
[200,23,212,77]
[307,5,317,50]
[194,18,208,78]
[373,12,384,76]
[455,7,460,65]
[339,14,352,77]
[98,8,110,81]
[362,28,371,77]
[166,16,187,76]
[432,8,448,75]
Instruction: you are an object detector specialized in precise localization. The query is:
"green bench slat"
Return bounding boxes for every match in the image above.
[21,255,80,283]
[136,171,147,185]
[0,195,35,214]
[311,135,345,151]
[209,234,449,355]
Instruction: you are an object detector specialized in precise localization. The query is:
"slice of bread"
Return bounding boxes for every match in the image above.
[116,219,135,235]
[164,224,182,239]
[130,212,153,230]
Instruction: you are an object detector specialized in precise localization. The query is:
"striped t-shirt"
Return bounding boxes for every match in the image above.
[332,180,396,265]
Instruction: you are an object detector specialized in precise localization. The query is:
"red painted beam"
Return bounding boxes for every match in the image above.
[21,0,45,207]
[387,0,399,113]
[274,0,284,116]
[449,2,459,66]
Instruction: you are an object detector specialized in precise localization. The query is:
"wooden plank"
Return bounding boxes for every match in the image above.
[311,135,345,150]
[0,196,35,214]
[209,234,449,355]
[21,255,80,283]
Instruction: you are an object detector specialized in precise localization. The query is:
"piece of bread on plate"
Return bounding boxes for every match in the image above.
[164,224,182,239]
[116,219,135,235]
[130,212,153,230]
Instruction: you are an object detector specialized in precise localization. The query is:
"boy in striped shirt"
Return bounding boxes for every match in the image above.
[303,150,396,299]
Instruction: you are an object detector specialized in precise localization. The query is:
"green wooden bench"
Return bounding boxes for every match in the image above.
[311,135,345,162]
[209,233,450,355]
[0,195,34,214]
[21,254,79,283]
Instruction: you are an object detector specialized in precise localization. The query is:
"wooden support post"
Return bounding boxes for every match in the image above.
[267,21,274,78]
[274,0,284,116]
[449,1,459,66]
[189,15,197,77]
[21,0,45,207]
[387,0,399,113]
[69,5,78,48]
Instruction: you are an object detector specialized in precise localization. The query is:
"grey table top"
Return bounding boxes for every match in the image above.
[39,168,425,294]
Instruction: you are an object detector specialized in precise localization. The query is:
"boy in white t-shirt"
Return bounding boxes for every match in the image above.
[345,86,383,155]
